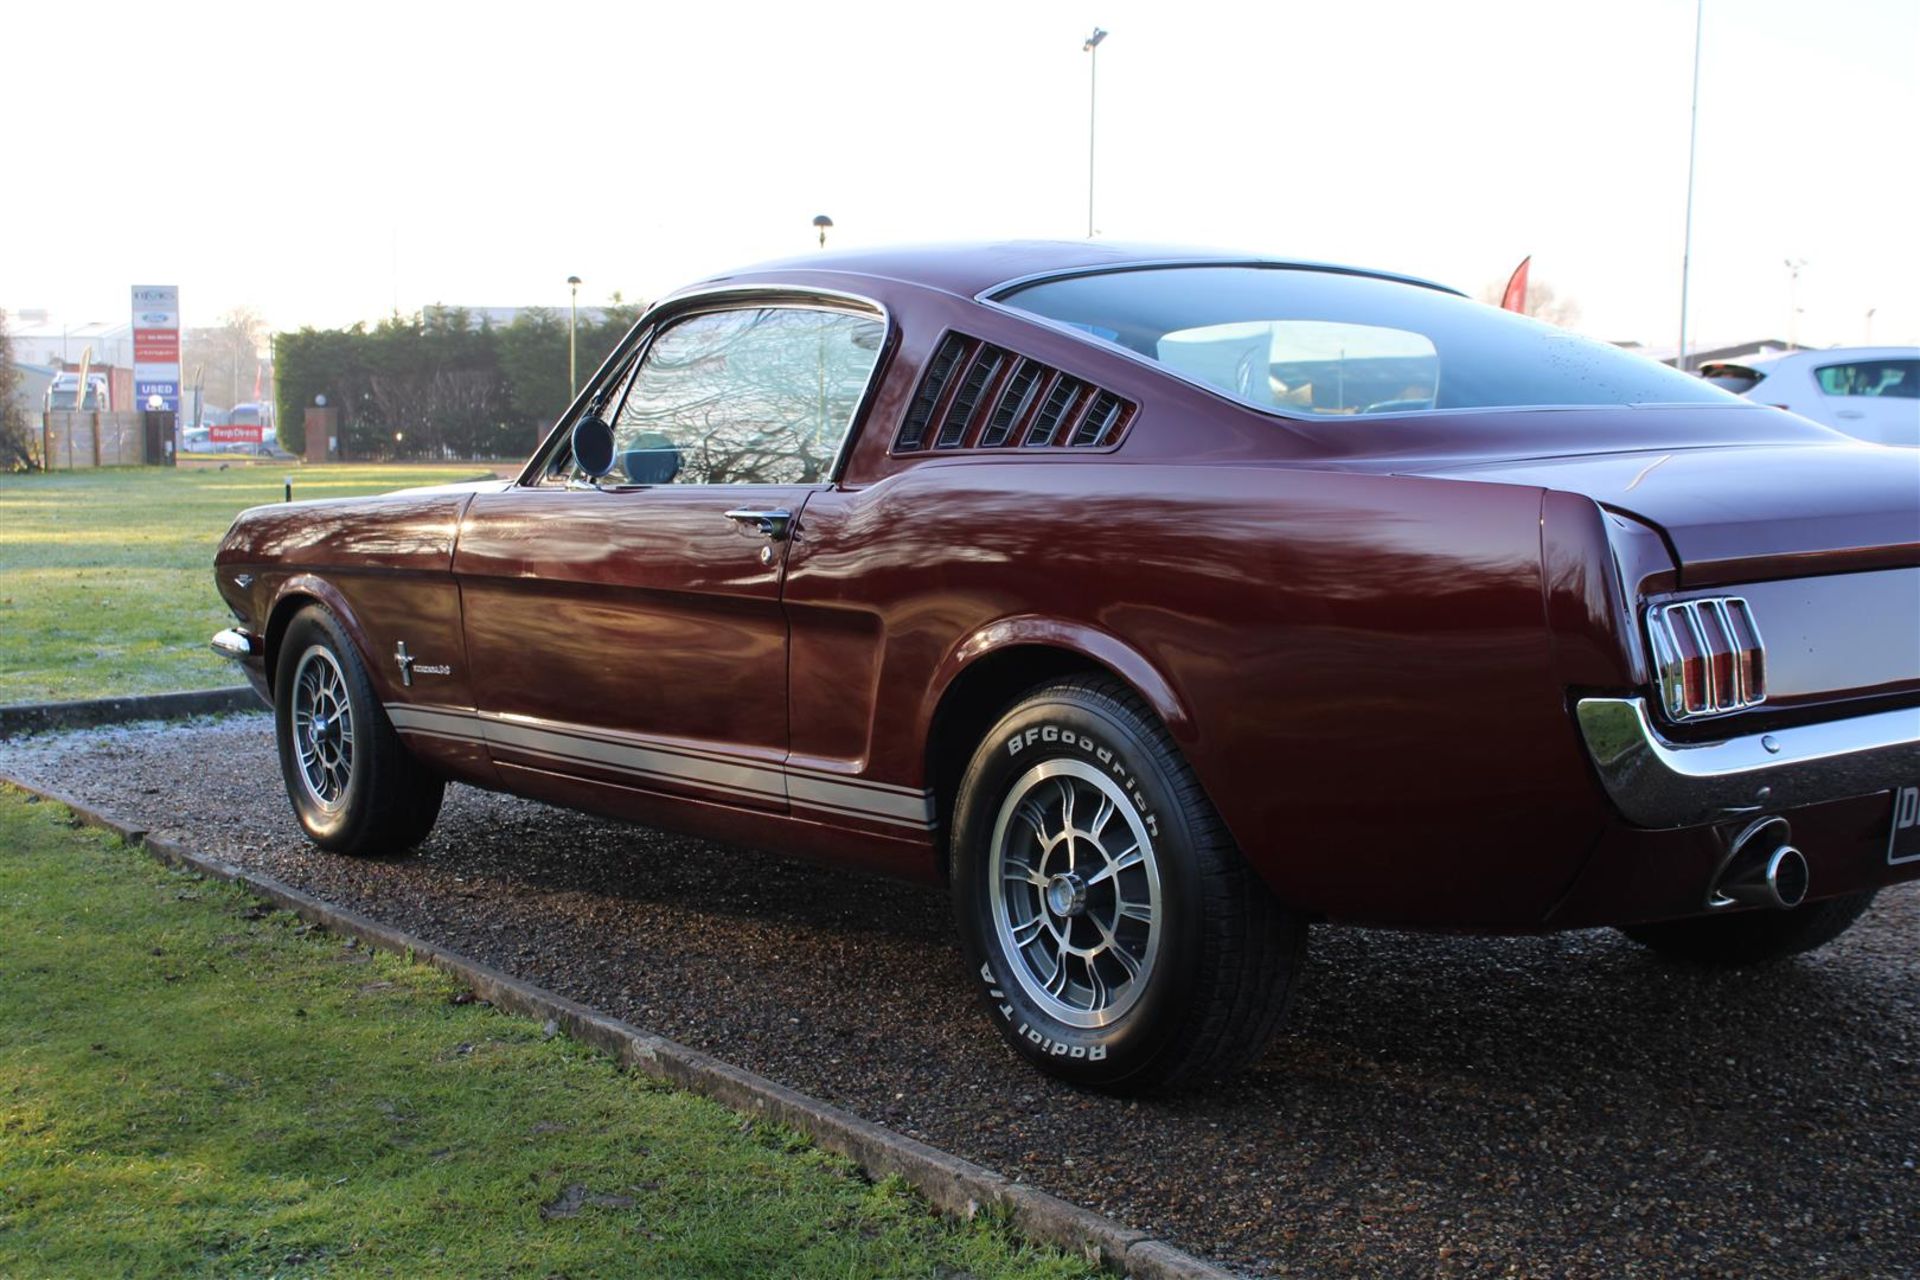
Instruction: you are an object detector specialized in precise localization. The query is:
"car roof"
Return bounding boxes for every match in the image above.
[699,239,1461,301]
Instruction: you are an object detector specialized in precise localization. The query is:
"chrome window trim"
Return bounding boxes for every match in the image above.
[1576,695,1920,829]
[977,258,1464,303]
[517,283,894,490]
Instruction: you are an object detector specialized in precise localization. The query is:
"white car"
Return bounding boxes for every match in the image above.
[1699,346,1919,446]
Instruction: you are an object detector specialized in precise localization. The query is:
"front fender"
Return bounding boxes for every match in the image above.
[264,574,382,693]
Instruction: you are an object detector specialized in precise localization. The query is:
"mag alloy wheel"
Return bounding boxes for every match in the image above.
[271,605,444,856]
[289,644,355,813]
[953,677,1306,1093]
[988,759,1162,1028]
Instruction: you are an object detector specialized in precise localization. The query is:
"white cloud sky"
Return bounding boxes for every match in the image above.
[4,0,1914,349]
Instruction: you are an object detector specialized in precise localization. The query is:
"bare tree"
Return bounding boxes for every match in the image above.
[182,307,269,413]
[1478,277,1583,329]
[0,310,36,470]
[369,368,505,459]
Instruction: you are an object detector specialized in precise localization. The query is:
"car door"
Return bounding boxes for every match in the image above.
[1810,357,1920,446]
[451,297,888,812]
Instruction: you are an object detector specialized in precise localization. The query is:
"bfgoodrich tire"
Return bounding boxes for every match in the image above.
[274,606,444,855]
[950,676,1307,1093]
[1619,890,1878,966]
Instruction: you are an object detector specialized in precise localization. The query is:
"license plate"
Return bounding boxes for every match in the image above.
[1892,785,1920,865]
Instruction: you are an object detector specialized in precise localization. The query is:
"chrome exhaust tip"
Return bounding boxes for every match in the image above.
[1719,843,1809,911]
[1710,817,1810,911]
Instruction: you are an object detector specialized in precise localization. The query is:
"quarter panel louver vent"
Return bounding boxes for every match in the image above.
[1026,376,1083,446]
[894,331,1135,455]
[982,358,1045,447]
[896,333,970,451]
[937,345,1007,448]
[1072,390,1127,446]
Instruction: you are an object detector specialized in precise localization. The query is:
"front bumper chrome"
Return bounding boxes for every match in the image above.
[1576,696,1920,829]
[210,628,259,662]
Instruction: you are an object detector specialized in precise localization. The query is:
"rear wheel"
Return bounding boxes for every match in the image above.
[1619,891,1878,966]
[274,606,444,855]
[950,675,1306,1093]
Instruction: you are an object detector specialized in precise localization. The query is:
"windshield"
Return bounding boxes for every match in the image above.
[998,265,1736,417]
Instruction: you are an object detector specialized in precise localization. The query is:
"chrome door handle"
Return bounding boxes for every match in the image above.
[724,507,794,540]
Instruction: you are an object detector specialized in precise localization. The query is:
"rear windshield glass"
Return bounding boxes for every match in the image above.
[998,266,1736,416]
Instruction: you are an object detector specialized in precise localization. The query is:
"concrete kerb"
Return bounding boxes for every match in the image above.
[0,687,266,739]
[0,773,1240,1280]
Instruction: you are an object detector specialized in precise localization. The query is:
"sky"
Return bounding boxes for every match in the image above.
[4,0,1915,350]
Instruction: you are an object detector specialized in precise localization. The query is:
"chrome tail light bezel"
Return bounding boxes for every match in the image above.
[1646,597,1768,721]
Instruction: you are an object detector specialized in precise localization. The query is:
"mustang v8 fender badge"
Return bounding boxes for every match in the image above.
[393,641,450,687]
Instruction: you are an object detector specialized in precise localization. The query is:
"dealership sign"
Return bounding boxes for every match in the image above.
[209,423,263,444]
[131,284,180,414]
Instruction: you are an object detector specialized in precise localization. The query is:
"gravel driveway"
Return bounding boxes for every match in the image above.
[4,715,1915,1278]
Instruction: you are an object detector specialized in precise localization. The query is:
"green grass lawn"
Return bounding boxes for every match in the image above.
[0,788,1089,1279]
[0,464,495,704]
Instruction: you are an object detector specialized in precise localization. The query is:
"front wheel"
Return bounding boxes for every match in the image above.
[1618,890,1878,966]
[274,606,444,855]
[950,676,1306,1093]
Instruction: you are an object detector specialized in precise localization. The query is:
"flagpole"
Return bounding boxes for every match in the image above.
[1677,0,1703,371]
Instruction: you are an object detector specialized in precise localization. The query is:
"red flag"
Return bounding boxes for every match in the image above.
[1500,256,1532,314]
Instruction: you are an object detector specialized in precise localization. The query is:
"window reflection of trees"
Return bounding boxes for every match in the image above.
[611,308,882,485]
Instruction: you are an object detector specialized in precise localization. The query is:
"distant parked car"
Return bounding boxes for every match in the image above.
[1699,347,1919,446]
[45,372,112,413]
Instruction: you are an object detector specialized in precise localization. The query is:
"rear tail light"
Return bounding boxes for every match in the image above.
[1647,597,1767,721]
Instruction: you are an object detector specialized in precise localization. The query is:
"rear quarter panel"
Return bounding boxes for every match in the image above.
[787,458,1607,926]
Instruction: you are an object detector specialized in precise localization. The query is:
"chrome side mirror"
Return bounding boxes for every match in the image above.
[571,415,616,478]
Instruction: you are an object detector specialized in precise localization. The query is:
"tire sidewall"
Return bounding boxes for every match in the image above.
[274,609,370,849]
[951,689,1203,1086]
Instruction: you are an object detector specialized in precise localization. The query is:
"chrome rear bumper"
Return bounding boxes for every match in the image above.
[1576,696,1920,829]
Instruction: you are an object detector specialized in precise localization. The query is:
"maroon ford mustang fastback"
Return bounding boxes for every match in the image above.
[214,242,1920,1092]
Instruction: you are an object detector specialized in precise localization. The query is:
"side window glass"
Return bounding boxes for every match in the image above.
[604,307,884,485]
[1816,360,1919,398]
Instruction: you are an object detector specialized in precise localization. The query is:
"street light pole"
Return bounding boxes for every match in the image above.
[1784,258,1806,348]
[1676,0,1702,373]
[567,275,582,399]
[1083,28,1106,238]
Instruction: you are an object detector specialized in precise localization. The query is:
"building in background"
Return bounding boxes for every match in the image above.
[422,305,613,328]
[5,360,55,424]
[1619,338,1799,373]
[6,313,136,369]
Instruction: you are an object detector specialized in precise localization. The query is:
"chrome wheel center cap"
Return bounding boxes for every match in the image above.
[1045,872,1088,918]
